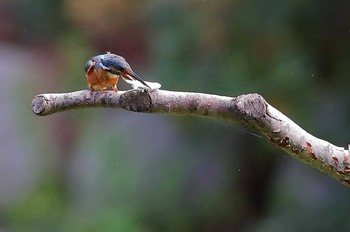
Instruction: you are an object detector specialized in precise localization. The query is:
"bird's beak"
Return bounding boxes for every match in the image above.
[123,70,150,88]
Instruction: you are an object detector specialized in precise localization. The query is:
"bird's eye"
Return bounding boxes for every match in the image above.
[110,66,122,75]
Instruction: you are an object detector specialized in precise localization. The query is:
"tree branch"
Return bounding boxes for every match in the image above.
[31,89,350,186]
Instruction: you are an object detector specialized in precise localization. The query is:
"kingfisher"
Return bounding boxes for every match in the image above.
[84,52,161,91]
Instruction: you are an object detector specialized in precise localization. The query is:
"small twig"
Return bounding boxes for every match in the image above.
[32,89,350,186]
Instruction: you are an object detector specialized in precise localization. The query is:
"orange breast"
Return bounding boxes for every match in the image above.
[86,65,119,91]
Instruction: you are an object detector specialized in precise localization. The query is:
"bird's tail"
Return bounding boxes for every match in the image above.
[123,78,161,90]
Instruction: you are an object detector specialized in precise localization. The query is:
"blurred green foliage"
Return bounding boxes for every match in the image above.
[1,0,350,231]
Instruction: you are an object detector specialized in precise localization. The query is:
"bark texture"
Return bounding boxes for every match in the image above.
[32,89,350,186]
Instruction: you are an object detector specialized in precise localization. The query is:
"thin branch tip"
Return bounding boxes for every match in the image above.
[32,95,46,116]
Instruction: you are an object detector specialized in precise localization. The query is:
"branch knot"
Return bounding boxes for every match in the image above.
[231,93,267,120]
[119,89,151,112]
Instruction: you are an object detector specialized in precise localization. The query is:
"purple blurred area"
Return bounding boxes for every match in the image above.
[1,0,350,231]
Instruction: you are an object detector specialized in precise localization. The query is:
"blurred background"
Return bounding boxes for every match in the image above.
[1,0,350,231]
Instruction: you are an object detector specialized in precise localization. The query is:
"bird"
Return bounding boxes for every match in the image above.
[84,52,161,91]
